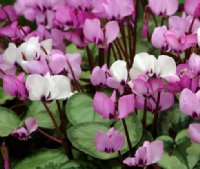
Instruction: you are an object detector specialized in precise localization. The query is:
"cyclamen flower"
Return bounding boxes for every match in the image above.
[188,123,200,144]
[184,0,200,18]
[83,19,119,47]
[3,73,27,100]
[95,128,125,153]
[93,91,134,119]
[12,117,38,140]
[151,26,197,53]
[129,53,176,80]
[148,0,178,16]
[26,73,72,101]
[3,37,52,65]
[48,50,82,80]
[0,5,17,21]
[91,0,134,20]
[124,140,164,167]
[180,88,200,120]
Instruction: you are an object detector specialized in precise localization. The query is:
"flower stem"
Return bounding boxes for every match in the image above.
[150,92,161,136]
[37,128,63,144]
[122,118,133,156]
[86,46,94,72]
[142,98,147,129]
[42,102,71,159]
[189,16,195,34]
[56,101,73,159]
[132,0,139,64]
[1,141,9,169]
[118,151,125,169]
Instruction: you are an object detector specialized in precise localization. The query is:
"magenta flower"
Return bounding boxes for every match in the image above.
[93,91,134,119]
[180,88,200,119]
[83,19,119,47]
[184,0,200,18]
[148,0,178,16]
[91,64,108,86]
[188,123,200,144]
[151,26,168,50]
[12,117,38,140]
[0,5,17,21]
[124,140,164,167]
[91,0,134,20]
[95,128,125,153]
[3,73,27,100]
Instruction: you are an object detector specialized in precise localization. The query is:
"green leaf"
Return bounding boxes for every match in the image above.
[66,93,111,125]
[25,101,60,129]
[60,161,97,169]
[157,104,191,135]
[0,106,20,136]
[157,130,200,169]
[67,115,142,159]
[0,87,14,105]
[14,149,68,169]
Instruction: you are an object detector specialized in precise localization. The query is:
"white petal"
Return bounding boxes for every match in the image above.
[51,75,72,100]
[40,39,53,55]
[3,43,22,64]
[19,37,40,61]
[26,74,50,100]
[110,60,128,83]
[157,55,176,78]
[130,52,156,79]
[197,28,200,47]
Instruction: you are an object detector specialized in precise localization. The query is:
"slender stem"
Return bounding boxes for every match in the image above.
[1,141,9,169]
[113,41,123,60]
[37,128,63,144]
[122,118,133,156]
[98,48,104,67]
[116,38,130,67]
[160,17,165,26]
[118,151,125,169]
[56,101,73,159]
[150,92,161,136]
[66,59,83,92]
[189,16,195,34]
[148,7,158,27]
[132,0,139,64]
[128,19,133,59]
[106,45,112,66]
[111,44,118,61]
[86,46,94,72]
[42,102,72,159]
[120,23,128,57]
[142,98,147,129]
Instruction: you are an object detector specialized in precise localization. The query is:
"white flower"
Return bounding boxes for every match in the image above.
[3,43,22,64]
[26,73,72,101]
[110,60,128,83]
[129,52,176,79]
[19,37,41,61]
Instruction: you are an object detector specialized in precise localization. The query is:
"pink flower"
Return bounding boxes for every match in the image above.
[188,123,200,144]
[93,91,134,119]
[184,0,200,18]
[0,5,17,21]
[124,140,164,167]
[91,64,108,86]
[165,29,197,53]
[148,0,178,16]
[3,73,27,100]
[83,19,119,47]
[180,88,200,119]
[151,26,168,50]
[95,128,125,153]
[92,0,134,20]
[12,117,38,140]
